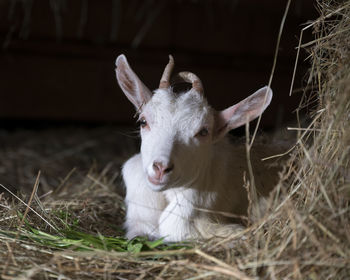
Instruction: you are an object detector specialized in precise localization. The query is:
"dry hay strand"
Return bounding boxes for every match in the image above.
[1,1,350,279]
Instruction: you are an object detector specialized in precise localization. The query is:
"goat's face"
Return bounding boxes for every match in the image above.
[115,55,272,191]
[139,89,214,191]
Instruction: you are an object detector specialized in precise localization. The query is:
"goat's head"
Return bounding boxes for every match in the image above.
[115,55,272,191]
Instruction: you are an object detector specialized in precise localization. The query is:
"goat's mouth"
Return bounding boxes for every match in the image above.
[147,175,172,191]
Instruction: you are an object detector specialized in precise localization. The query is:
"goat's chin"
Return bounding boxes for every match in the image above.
[147,176,168,192]
[146,175,183,192]
[147,182,168,192]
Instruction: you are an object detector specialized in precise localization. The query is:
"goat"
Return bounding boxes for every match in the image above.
[115,54,276,242]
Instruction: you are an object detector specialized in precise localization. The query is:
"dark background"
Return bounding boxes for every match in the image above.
[0,0,317,130]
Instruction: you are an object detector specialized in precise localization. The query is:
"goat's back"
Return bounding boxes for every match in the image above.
[208,137,284,218]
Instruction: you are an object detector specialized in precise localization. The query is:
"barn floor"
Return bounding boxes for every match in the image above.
[0,125,139,196]
[0,125,139,241]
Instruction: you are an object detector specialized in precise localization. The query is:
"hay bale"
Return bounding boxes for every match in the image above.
[241,0,350,278]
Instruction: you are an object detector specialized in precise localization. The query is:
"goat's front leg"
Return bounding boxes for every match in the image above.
[123,154,167,240]
[158,189,199,242]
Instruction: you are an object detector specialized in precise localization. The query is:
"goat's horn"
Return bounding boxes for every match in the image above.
[159,55,175,89]
[177,71,204,94]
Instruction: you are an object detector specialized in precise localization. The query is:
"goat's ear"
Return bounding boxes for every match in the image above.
[115,54,152,109]
[213,86,272,140]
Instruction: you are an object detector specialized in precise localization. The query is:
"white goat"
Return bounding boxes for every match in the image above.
[115,54,274,242]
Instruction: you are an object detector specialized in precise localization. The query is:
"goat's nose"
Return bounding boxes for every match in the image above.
[152,161,174,179]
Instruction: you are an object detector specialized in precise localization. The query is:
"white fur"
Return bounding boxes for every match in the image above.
[116,55,275,242]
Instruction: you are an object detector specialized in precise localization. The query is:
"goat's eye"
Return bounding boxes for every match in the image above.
[139,117,148,129]
[196,128,209,137]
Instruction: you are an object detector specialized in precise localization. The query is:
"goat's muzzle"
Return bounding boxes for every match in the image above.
[148,161,174,186]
